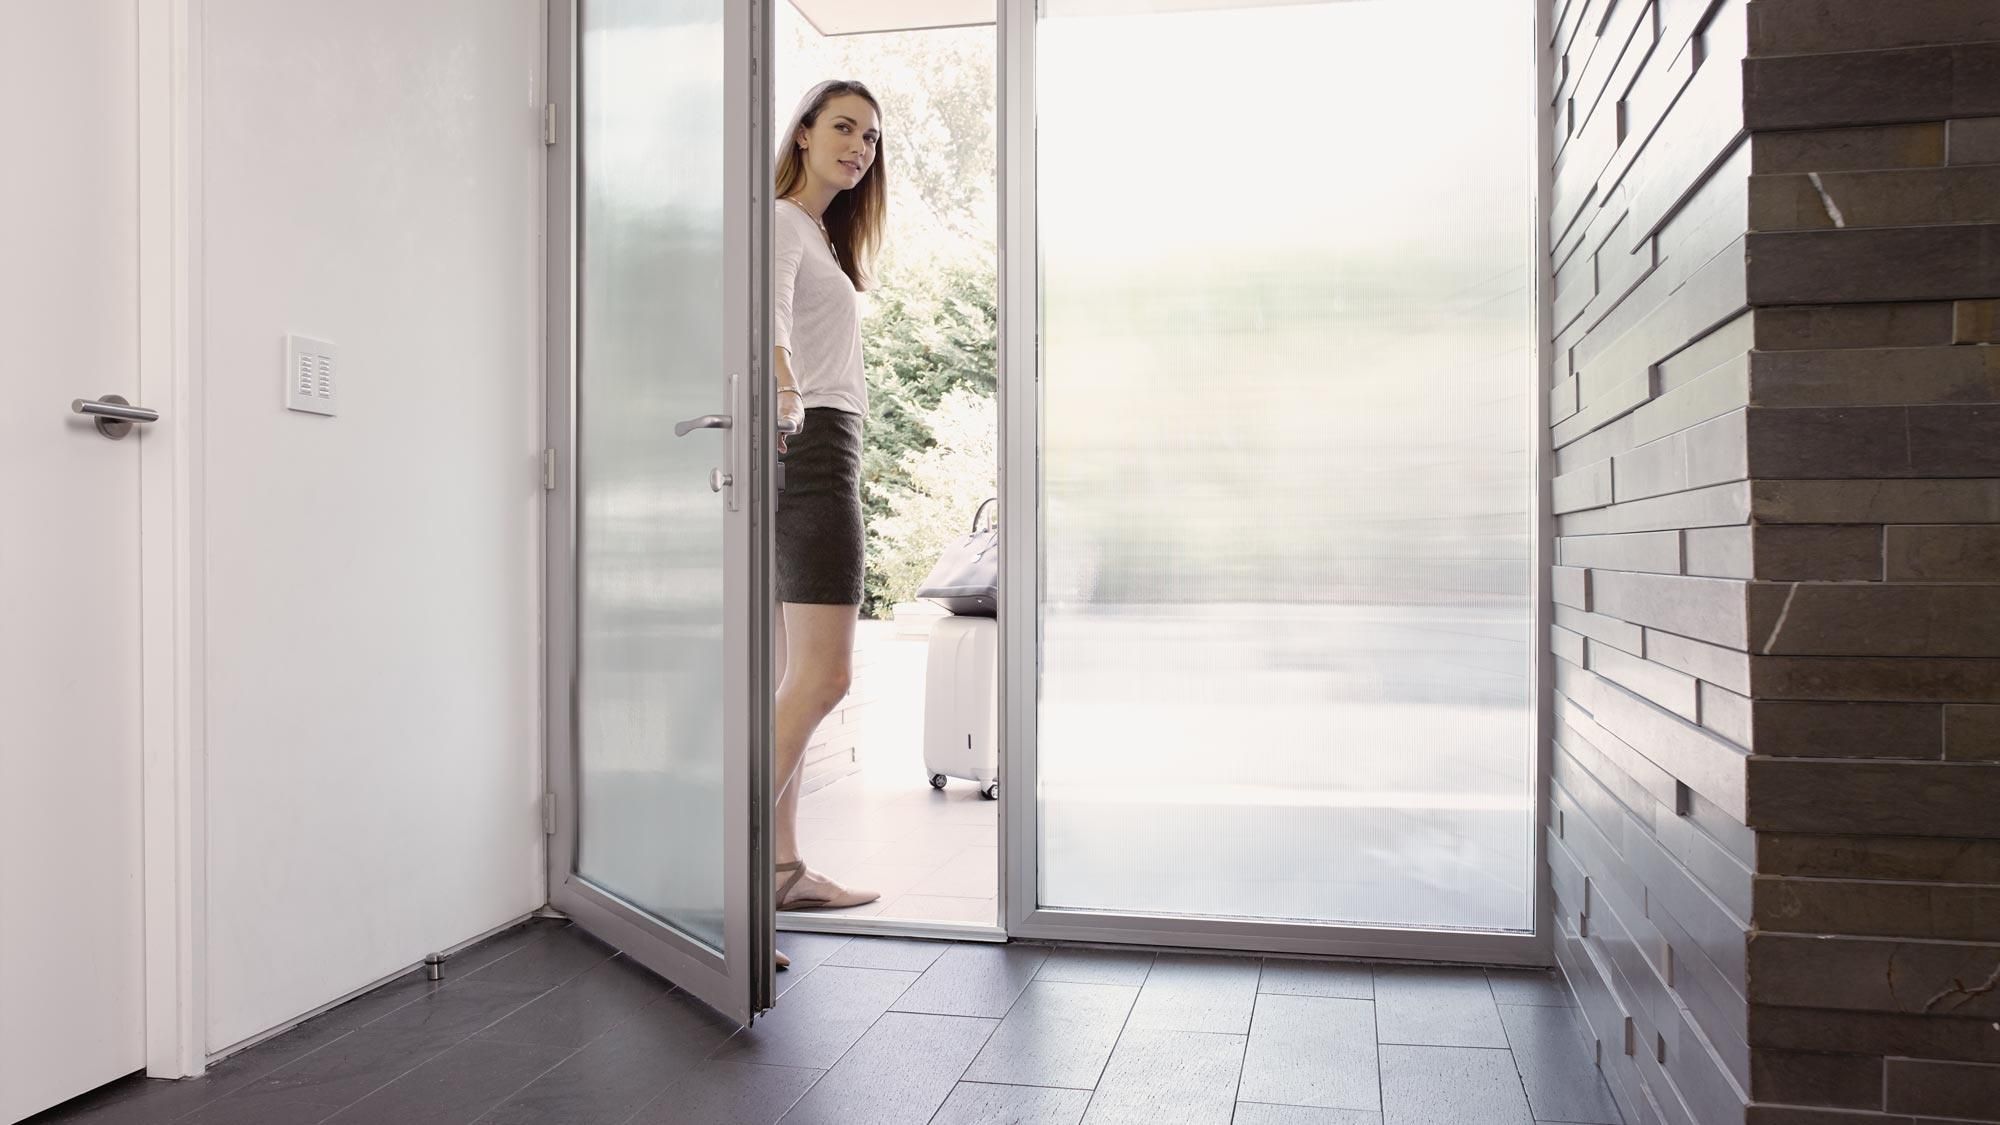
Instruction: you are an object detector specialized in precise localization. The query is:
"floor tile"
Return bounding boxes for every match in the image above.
[443,919,576,978]
[711,966,919,1069]
[223,1028,456,1110]
[1497,1004,1620,1124]
[626,1060,824,1125]
[777,1012,997,1125]
[44,1018,361,1124]
[1372,967,1508,1049]
[464,928,616,989]
[962,980,1138,1089]
[1035,948,1156,988]
[1485,968,1573,1008]
[1377,1045,1532,1125]
[891,943,1046,1018]
[822,937,953,973]
[1081,1028,1245,1125]
[175,1097,343,1125]
[772,933,853,997]
[318,970,449,1030]
[474,954,669,1049]
[364,979,552,1043]
[1230,1105,1382,1125]
[477,988,740,1125]
[322,1037,569,1125]
[1238,994,1380,1112]
[929,1082,1092,1125]
[1127,954,1262,1035]
[1259,959,1374,1000]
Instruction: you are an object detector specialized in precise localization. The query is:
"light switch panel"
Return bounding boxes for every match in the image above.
[286,334,337,416]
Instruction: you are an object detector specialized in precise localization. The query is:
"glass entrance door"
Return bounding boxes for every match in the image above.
[545,0,776,1023]
[1003,0,1545,961]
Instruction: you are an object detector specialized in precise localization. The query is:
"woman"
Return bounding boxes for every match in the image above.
[769,80,886,958]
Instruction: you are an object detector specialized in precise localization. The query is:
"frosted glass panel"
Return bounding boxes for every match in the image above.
[575,0,728,951]
[1037,0,1536,932]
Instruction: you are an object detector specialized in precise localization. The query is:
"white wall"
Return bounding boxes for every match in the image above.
[199,0,546,1051]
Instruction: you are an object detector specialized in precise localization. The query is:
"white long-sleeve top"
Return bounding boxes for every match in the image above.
[772,199,867,416]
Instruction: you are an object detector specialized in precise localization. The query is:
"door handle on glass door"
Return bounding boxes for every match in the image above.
[674,413,732,437]
[72,394,159,440]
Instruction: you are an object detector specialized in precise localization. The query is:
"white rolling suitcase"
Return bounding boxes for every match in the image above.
[922,614,999,799]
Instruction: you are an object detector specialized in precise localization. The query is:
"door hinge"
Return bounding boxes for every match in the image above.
[543,793,557,835]
[543,103,558,147]
[542,448,558,491]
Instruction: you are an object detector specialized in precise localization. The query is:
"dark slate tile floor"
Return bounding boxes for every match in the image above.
[28,919,1624,1125]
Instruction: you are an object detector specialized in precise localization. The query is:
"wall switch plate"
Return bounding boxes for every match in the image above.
[286,334,338,416]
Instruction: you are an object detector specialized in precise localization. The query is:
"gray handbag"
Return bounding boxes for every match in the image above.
[916,498,998,616]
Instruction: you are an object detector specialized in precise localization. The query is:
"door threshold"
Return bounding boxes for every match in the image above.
[778,913,1006,943]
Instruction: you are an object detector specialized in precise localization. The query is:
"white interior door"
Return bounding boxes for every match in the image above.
[0,2,150,1119]
[544,0,777,1023]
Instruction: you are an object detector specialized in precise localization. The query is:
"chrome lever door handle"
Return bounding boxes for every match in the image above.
[673,414,732,437]
[72,394,158,440]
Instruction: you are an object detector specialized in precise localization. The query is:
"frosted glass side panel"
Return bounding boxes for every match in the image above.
[575,0,728,951]
[1037,0,1537,932]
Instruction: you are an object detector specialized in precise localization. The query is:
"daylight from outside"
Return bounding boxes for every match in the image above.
[776,0,1536,934]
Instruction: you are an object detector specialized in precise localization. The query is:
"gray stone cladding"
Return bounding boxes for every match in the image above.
[1543,1,2000,1122]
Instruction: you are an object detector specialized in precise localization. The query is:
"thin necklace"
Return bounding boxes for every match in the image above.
[783,195,839,263]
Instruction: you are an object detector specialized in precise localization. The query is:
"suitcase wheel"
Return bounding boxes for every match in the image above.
[981,782,999,801]
[929,773,948,790]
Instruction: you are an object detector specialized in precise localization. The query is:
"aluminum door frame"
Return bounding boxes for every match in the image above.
[542,0,778,1024]
[997,0,1559,967]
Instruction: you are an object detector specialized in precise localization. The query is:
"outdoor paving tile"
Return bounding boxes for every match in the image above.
[911,846,999,898]
[928,1082,1091,1125]
[890,942,1045,1018]
[1238,994,1380,1112]
[1378,1045,1533,1125]
[711,966,918,1069]
[1373,967,1508,1048]
[625,1060,824,1125]
[321,1037,569,1125]
[961,980,1137,1089]
[1080,1028,1245,1125]
[776,1012,997,1125]
[877,894,998,925]
[1036,947,1156,987]
[1498,1004,1621,1124]
[1127,954,1262,1035]
[1258,959,1374,1000]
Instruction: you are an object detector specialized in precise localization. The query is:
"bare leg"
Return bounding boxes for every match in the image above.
[771,602,877,907]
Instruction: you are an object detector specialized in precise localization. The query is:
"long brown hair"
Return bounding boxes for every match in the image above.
[776,79,886,291]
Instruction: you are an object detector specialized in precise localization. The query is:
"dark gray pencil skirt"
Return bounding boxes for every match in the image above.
[776,407,866,605]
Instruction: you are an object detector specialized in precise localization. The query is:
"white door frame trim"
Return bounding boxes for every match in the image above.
[136,0,208,1079]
